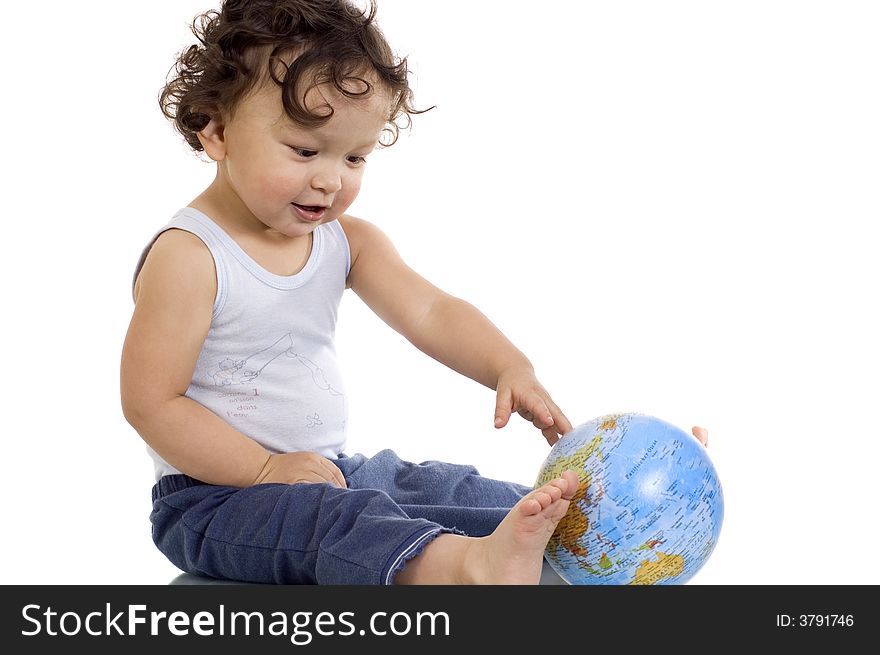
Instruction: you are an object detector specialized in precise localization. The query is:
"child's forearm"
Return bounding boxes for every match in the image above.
[410,294,533,390]
[124,395,270,487]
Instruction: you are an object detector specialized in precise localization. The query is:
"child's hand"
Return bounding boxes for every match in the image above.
[253,452,348,488]
[494,367,573,446]
[692,426,709,447]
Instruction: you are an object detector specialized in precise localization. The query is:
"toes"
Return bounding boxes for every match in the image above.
[522,479,569,515]
[521,498,544,515]
[546,482,564,501]
[540,480,566,501]
[521,470,580,514]
[532,490,552,509]
[560,470,580,499]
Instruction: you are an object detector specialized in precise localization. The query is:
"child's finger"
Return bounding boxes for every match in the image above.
[548,400,573,435]
[525,394,554,429]
[692,426,709,447]
[542,425,561,446]
[320,459,348,488]
[494,387,513,428]
[330,464,348,489]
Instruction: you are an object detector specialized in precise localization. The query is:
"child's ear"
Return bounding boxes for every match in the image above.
[197,115,227,161]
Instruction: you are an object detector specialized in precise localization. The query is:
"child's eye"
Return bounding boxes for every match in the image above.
[347,155,367,165]
[290,147,317,158]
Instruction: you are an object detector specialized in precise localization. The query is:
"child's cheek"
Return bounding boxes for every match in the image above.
[264,172,295,200]
[339,175,363,208]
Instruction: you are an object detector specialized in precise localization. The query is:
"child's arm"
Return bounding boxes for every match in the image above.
[341,216,572,445]
[120,230,345,487]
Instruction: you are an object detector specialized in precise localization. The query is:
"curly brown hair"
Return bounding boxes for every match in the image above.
[159,0,426,152]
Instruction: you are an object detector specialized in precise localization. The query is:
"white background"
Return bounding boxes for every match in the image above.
[2,1,877,585]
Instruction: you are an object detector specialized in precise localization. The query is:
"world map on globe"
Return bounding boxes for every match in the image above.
[536,412,724,585]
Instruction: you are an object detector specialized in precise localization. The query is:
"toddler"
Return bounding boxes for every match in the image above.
[121,0,705,584]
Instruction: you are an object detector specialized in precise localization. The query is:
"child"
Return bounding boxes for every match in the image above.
[121,0,706,585]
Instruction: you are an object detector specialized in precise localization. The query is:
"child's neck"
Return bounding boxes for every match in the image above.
[189,184,314,278]
[189,180,258,237]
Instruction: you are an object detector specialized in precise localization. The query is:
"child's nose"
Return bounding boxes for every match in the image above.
[310,165,343,194]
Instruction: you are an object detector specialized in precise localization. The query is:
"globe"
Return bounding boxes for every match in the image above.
[536,412,723,585]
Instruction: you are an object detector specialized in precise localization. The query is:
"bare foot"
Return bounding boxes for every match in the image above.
[463,470,580,584]
[393,470,580,585]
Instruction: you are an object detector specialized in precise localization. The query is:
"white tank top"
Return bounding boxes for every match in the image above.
[133,207,350,481]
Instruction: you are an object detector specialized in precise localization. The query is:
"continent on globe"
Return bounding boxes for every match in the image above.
[536,413,724,585]
[545,478,590,559]
[630,551,685,585]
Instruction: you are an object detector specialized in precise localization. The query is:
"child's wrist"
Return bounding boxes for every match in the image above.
[247,452,275,487]
[494,359,535,388]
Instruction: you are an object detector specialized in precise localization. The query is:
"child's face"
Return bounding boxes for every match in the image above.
[202,78,389,236]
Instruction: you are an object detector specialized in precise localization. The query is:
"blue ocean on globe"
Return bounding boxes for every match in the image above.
[536,413,724,585]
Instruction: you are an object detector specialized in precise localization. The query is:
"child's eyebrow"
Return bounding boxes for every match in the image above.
[274,119,380,150]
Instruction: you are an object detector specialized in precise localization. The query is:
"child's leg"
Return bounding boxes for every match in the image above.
[150,474,455,585]
[394,471,579,584]
[338,449,532,536]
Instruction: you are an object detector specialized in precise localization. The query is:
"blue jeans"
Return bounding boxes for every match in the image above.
[150,449,532,584]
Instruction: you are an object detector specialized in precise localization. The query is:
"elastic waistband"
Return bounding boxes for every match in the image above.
[152,474,208,502]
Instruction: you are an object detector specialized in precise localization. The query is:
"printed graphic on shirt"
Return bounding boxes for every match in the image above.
[211,334,292,386]
[209,333,345,428]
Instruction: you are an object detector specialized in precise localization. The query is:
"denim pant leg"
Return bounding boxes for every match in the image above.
[336,449,533,536]
[150,474,451,585]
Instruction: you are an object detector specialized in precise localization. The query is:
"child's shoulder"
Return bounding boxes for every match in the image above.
[133,228,216,304]
[336,215,411,293]
[337,214,372,240]
[337,214,397,261]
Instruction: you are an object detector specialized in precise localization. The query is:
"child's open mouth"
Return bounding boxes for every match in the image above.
[291,203,327,222]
